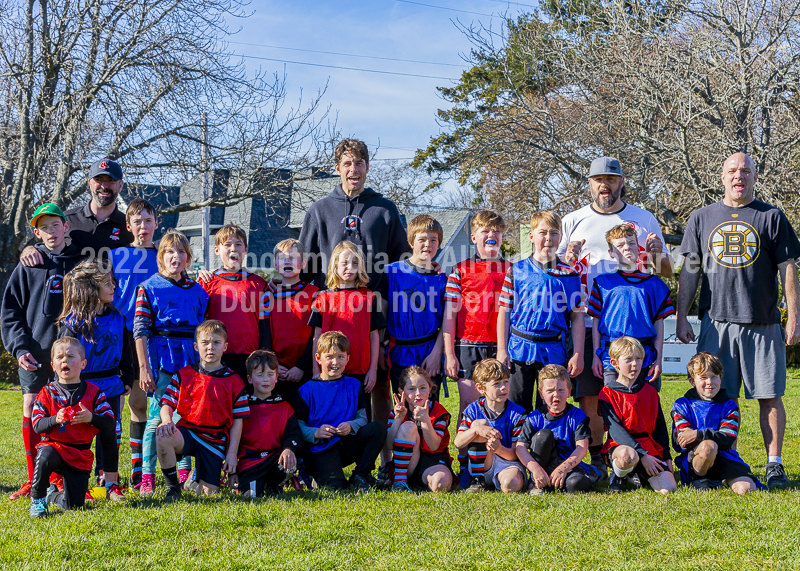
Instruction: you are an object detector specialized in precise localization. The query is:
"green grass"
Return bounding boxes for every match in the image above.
[1,374,800,570]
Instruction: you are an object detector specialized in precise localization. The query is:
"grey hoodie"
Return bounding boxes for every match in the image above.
[299,185,411,292]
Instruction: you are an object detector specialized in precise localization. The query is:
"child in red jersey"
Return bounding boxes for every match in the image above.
[598,337,676,495]
[235,350,302,497]
[309,240,385,401]
[269,239,318,403]
[387,367,454,492]
[155,320,250,500]
[28,337,118,517]
[197,224,270,382]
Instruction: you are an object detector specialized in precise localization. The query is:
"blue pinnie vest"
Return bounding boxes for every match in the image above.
[140,274,208,374]
[110,247,159,331]
[508,257,582,364]
[463,398,526,449]
[525,404,588,460]
[63,309,126,398]
[298,376,360,454]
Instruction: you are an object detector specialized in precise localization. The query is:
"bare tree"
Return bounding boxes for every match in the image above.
[0,0,330,286]
[366,158,439,213]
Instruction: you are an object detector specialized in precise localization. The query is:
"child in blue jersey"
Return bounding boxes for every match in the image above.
[497,210,584,413]
[294,331,384,491]
[133,230,209,496]
[454,359,526,493]
[58,259,133,498]
[515,364,600,494]
[108,198,160,489]
[587,224,674,389]
[671,352,759,494]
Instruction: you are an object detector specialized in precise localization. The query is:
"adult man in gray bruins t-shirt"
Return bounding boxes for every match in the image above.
[676,152,800,489]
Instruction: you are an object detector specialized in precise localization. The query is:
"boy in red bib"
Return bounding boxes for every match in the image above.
[156,320,249,500]
[29,337,118,517]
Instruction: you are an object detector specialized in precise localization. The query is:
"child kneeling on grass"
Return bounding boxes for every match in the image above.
[671,352,761,494]
[516,365,600,494]
[387,366,454,492]
[598,337,676,495]
[295,331,384,491]
[156,320,249,500]
[29,337,119,517]
[454,359,526,493]
[236,350,302,497]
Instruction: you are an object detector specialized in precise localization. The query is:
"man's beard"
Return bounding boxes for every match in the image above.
[593,188,620,209]
[92,189,117,207]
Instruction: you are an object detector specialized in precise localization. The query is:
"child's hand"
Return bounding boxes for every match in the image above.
[495,349,510,368]
[139,367,156,393]
[676,429,699,448]
[647,362,661,382]
[474,424,501,441]
[284,367,303,383]
[528,461,551,490]
[550,463,569,489]
[445,354,460,380]
[364,370,377,393]
[567,352,583,378]
[412,405,430,425]
[278,449,297,473]
[335,422,352,436]
[640,454,666,478]
[392,393,408,420]
[55,408,69,424]
[592,355,604,379]
[222,451,238,474]
[421,352,441,378]
[197,269,214,283]
[156,421,177,438]
[71,403,92,424]
[314,424,336,440]
[486,436,500,452]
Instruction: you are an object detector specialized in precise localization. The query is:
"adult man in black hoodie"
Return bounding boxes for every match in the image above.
[299,139,411,294]
[1,204,84,499]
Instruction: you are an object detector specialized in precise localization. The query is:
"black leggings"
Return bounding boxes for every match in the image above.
[530,428,593,493]
[304,421,385,489]
[31,445,90,509]
[95,395,121,476]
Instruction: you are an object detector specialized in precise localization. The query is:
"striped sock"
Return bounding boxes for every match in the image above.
[468,442,488,477]
[392,439,415,484]
[129,421,145,487]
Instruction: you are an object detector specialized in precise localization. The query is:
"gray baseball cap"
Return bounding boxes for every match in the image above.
[588,156,624,178]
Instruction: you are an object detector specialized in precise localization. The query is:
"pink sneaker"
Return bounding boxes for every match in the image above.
[138,474,155,497]
[178,469,191,484]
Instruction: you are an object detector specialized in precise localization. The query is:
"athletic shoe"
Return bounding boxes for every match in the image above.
[690,478,713,491]
[9,481,32,501]
[138,474,155,497]
[528,485,545,496]
[84,489,95,503]
[590,456,609,482]
[391,480,412,492]
[184,479,200,494]
[49,473,64,492]
[608,474,625,493]
[350,474,372,493]
[627,473,643,489]
[465,475,488,493]
[164,486,182,502]
[29,498,48,518]
[376,463,393,488]
[106,484,125,502]
[45,484,59,505]
[265,485,282,497]
[766,462,791,490]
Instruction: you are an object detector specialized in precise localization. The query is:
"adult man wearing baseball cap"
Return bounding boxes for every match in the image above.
[557,156,673,477]
[20,158,134,266]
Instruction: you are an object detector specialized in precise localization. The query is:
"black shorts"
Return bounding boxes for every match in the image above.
[573,329,603,399]
[508,360,546,414]
[390,364,443,401]
[455,343,496,380]
[19,363,55,395]
[176,426,224,487]
[410,452,454,489]
[237,453,285,496]
[697,454,755,484]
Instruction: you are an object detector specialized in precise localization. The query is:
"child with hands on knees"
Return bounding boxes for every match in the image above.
[387,367,454,492]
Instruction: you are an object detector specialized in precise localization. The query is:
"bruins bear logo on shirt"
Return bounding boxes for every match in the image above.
[708,221,761,268]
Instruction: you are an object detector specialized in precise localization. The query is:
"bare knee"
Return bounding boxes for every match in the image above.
[396,421,419,443]
[613,446,637,469]
[499,470,525,494]
[427,469,452,493]
[729,477,756,495]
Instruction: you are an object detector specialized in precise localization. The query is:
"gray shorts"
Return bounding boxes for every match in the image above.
[486,455,525,489]
[697,315,786,399]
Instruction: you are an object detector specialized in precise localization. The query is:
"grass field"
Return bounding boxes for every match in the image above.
[1,375,799,571]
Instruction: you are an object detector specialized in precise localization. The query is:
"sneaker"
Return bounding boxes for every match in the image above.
[29,498,48,518]
[608,474,625,493]
[139,474,155,497]
[265,485,282,498]
[465,475,488,493]
[766,462,791,490]
[690,478,713,491]
[376,463,393,488]
[165,486,182,502]
[45,484,59,504]
[627,473,643,489]
[9,481,32,501]
[391,480,412,492]
[84,489,95,503]
[49,473,64,492]
[106,484,125,502]
[350,474,372,493]
[184,479,200,494]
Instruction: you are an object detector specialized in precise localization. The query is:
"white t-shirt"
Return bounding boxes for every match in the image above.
[557,202,667,327]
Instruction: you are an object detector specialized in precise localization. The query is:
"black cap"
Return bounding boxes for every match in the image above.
[88,158,123,181]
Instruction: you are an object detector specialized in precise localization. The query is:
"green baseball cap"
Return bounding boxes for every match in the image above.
[30,203,66,227]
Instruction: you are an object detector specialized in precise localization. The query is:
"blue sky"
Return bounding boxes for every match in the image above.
[226,1,531,164]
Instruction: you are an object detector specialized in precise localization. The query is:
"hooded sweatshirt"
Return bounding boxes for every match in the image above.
[299,185,411,292]
[1,243,84,363]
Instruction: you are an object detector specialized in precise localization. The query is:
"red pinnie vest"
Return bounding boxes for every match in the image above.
[36,382,103,472]
[175,366,246,432]
[598,383,663,458]
[406,401,452,460]
[270,282,318,368]
[201,272,268,355]
[455,258,510,343]
[312,288,375,375]
[238,399,295,471]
